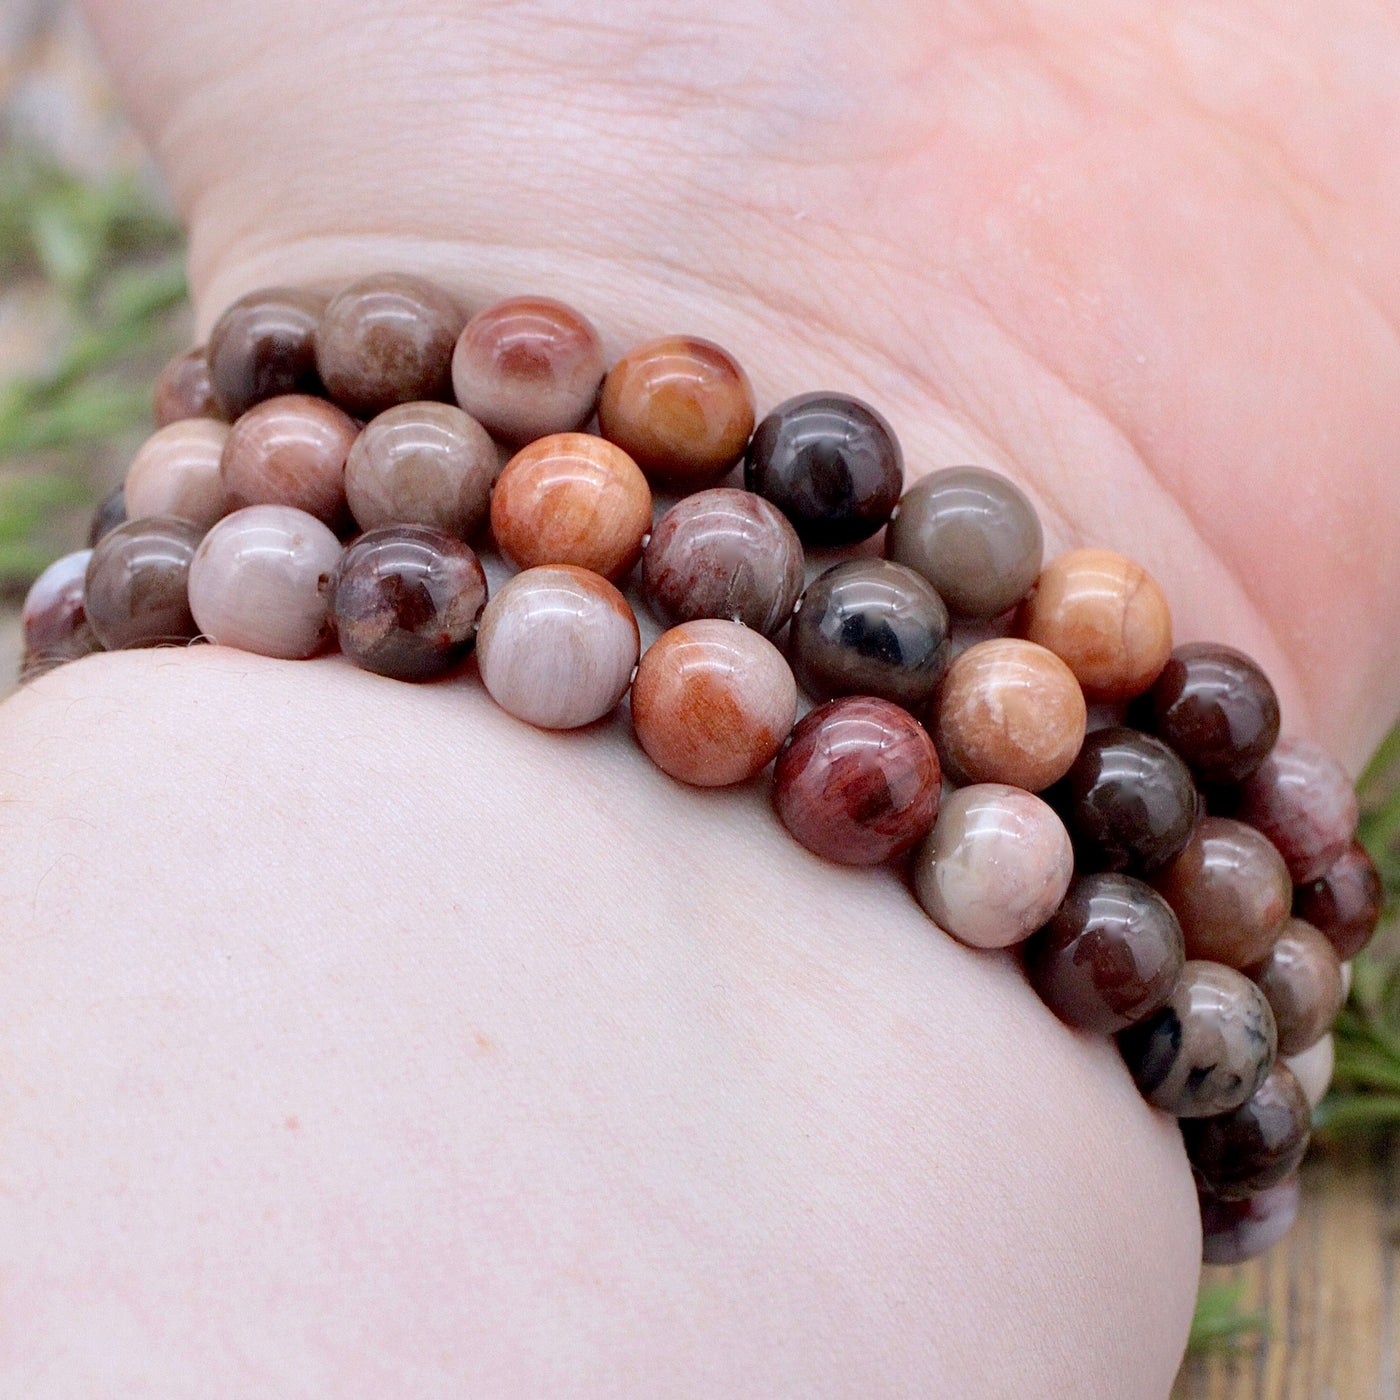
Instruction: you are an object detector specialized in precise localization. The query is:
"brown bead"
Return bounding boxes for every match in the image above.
[221,393,359,528]
[598,336,755,485]
[1200,1175,1301,1265]
[1295,840,1383,961]
[1182,1062,1311,1201]
[1018,548,1172,700]
[316,273,465,417]
[207,287,326,419]
[152,346,221,427]
[124,419,231,531]
[1246,917,1345,1055]
[1152,816,1292,967]
[631,620,797,786]
[22,549,100,667]
[87,485,127,548]
[452,296,605,444]
[83,516,202,649]
[491,432,652,582]
[932,637,1087,792]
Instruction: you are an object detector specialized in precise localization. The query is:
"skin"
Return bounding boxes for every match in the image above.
[1,1,1397,1394]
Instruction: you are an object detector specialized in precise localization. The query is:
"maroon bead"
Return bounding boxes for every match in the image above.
[1199,1175,1301,1264]
[83,516,202,649]
[1247,917,1345,1055]
[333,525,488,681]
[152,346,221,427]
[21,548,100,668]
[87,485,127,547]
[207,287,326,419]
[772,696,940,865]
[1295,840,1383,960]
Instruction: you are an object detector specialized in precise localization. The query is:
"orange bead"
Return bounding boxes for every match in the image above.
[491,433,652,582]
[1017,548,1172,700]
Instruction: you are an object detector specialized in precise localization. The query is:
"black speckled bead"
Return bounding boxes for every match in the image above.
[789,558,950,709]
[207,286,327,419]
[83,516,202,649]
[744,391,903,546]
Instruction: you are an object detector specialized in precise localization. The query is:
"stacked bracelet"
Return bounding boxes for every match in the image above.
[21,273,1382,1267]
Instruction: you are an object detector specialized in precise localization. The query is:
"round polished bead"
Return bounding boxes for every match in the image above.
[332,525,488,681]
[1182,1062,1311,1201]
[345,402,496,538]
[1236,735,1359,884]
[1119,960,1277,1118]
[316,273,464,417]
[789,559,950,709]
[932,637,1087,792]
[1295,840,1383,961]
[643,489,803,637]
[1145,642,1281,785]
[207,286,326,419]
[88,484,127,547]
[491,432,651,582]
[744,391,903,547]
[1152,816,1292,967]
[598,335,755,485]
[1200,1175,1301,1265]
[1018,548,1173,700]
[475,565,639,729]
[188,505,342,659]
[84,516,202,649]
[22,548,99,665]
[220,393,358,528]
[1053,725,1199,875]
[885,466,1043,620]
[1285,1032,1335,1110]
[124,419,231,531]
[153,346,220,427]
[451,295,605,444]
[1246,917,1345,1056]
[913,783,1072,949]
[631,619,797,786]
[1024,872,1185,1033]
[773,696,940,865]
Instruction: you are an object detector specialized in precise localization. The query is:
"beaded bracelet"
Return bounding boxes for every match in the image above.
[22,274,1383,1267]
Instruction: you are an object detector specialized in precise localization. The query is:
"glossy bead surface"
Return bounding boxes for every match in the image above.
[332,525,488,681]
[1183,1062,1311,1201]
[790,559,951,709]
[885,466,1042,620]
[1024,872,1185,1033]
[631,619,797,786]
[316,273,463,417]
[643,489,804,637]
[1285,1033,1335,1110]
[1246,917,1344,1056]
[207,287,326,419]
[773,696,940,865]
[932,637,1087,792]
[1236,735,1359,884]
[452,295,604,444]
[188,505,342,659]
[84,516,202,649]
[1145,642,1280,785]
[598,335,754,484]
[22,548,99,665]
[221,393,358,528]
[744,391,903,546]
[1053,725,1199,875]
[345,401,495,538]
[1200,1176,1301,1265]
[1119,960,1277,1118]
[1295,840,1383,960]
[476,565,639,729]
[491,432,651,581]
[153,346,220,426]
[913,783,1073,949]
[1018,548,1173,700]
[88,485,127,547]
[125,419,231,530]
[1152,816,1292,967]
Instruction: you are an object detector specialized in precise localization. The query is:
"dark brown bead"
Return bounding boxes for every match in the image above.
[87,484,127,547]
[83,516,202,649]
[1145,643,1281,785]
[1294,840,1383,960]
[1246,917,1345,1055]
[1199,1175,1300,1264]
[207,287,327,419]
[789,559,950,709]
[152,346,221,427]
[772,696,940,865]
[745,392,903,546]
[21,548,100,667]
[332,525,488,681]
[1182,1062,1311,1201]
[1024,872,1185,1034]
[316,273,464,418]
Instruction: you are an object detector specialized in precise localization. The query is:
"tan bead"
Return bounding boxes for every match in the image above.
[125,419,231,531]
[490,432,652,582]
[1017,547,1172,700]
[932,637,1087,791]
[631,619,797,787]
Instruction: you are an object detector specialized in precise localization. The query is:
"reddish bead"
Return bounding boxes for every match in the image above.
[773,696,940,865]
[1182,1062,1311,1201]
[152,346,221,427]
[1294,840,1383,960]
[84,517,202,649]
[207,287,326,419]
[1246,917,1345,1055]
[22,549,100,668]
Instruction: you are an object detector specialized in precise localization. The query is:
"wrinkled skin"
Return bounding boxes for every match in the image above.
[0,2,1396,1395]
